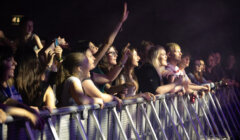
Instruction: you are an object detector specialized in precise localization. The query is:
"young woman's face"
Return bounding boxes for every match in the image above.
[207,55,215,67]
[107,47,118,65]
[181,56,190,68]
[89,42,98,55]
[25,21,34,34]
[3,57,17,80]
[200,60,205,72]
[195,60,202,72]
[85,49,95,70]
[158,49,167,66]
[132,50,140,67]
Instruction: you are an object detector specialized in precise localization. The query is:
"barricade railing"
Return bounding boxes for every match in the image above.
[1,87,240,140]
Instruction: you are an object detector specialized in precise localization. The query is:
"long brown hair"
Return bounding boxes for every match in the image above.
[116,46,139,92]
[16,49,45,105]
[193,59,204,83]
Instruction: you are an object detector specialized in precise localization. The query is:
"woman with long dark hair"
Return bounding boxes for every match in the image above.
[113,46,155,100]
[16,48,56,111]
[188,59,208,85]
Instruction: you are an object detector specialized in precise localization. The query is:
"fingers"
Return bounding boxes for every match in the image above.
[142,92,156,102]
[150,93,156,101]
[100,102,104,109]
[0,109,7,123]
[30,106,40,113]
[33,115,44,130]
[115,97,123,109]
[125,43,130,48]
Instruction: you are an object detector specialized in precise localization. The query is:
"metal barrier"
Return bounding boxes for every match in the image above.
[1,87,240,140]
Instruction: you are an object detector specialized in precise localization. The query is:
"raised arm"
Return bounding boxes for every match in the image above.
[94,2,129,66]
[93,46,130,84]
[34,34,44,49]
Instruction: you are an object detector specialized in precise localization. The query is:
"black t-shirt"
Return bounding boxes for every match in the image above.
[21,82,49,108]
[136,63,161,94]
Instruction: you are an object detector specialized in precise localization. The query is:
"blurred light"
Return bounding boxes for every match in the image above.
[11,15,24,25]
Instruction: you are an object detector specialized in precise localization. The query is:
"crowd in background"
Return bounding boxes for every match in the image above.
[0,3,239,136]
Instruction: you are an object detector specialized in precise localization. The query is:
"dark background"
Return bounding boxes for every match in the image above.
[0,0,240,62]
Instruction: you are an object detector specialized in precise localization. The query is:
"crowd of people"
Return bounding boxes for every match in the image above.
[0,3,239,134]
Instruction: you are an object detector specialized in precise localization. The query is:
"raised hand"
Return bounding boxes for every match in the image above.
[119,43,131,65]
[121,2,129,23]
[54,46,63,60]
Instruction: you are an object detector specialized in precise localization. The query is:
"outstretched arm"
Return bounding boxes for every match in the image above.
[94,2,129,66]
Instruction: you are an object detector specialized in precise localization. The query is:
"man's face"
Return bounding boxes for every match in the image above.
[172,47,182,62]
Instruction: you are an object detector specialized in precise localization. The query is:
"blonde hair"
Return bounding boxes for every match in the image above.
[148,46,165,68]
[166,42,181,54]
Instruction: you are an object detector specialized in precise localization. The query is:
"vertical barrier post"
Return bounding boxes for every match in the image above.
[170,98,190,140]
[139,104,158,140]
[111,107,128,140]
[47,117,59,140]
[232,88,240,107]
[123,105,141,140]
[186,95,208,140]
[25,122,35,140]
[73,114,88,140]
[202,95,222,138]
[207,92,231,139]
[162,99,182,140]
[149,101,168,140]
[89,110,106,140]
[180,96,203,140]
[224,89,240,129]
[197,96,220,139]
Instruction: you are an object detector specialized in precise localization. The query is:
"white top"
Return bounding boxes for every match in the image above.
[166,63,182,76]
[60,76,82,106]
